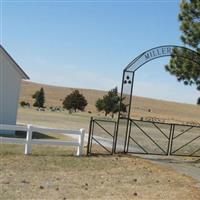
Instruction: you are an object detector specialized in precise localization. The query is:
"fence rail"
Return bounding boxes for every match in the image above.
[0,124,85,156]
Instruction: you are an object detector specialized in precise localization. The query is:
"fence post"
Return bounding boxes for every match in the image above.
[25,124,33,155]
[77,128,85,156]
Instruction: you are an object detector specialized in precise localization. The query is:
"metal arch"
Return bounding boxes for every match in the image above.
[114,45,200,153]
[124,45,200,73]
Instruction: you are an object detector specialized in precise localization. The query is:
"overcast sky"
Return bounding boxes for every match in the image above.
[0,0,199,104]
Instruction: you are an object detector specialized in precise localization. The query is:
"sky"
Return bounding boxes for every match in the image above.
[0,0,199,104]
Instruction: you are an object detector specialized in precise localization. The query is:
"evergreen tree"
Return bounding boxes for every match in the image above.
[197,97,200,105]
[95,87,127,118]
[32,88,45,108]
[63,90,88,112]
[165,0,200,104]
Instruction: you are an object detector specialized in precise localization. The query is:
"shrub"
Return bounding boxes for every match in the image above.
[20,101,30,107]
[20,101,26,107]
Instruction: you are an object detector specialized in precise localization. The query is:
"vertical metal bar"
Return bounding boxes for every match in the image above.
[167,124,173,156]
[126,120,132,153]
[86,117,93,155]
[114,70,126,153]
[124,72,135,153]
[170,124,175,155]
[112,122,117,154]
[89,118,95,155]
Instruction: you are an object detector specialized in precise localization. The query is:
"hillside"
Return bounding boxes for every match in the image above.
[19,80,200,125]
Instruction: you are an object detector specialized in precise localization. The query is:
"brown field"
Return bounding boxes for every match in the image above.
[20,80,200,125]
[1,81,200,200]
[1,143,200,200]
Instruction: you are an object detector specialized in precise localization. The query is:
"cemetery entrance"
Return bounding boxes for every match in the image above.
[87,45,200,157]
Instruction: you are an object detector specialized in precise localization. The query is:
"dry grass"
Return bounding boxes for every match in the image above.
[20,80,200,125]
[1,144,200,200]
[17,107,91,131]
[3,80,198,199]
[1,98,199,199]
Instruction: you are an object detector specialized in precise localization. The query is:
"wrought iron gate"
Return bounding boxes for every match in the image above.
[126,119,172,155]
[87,117,200,157]
[170,124,200,157]
[87,117,117,155]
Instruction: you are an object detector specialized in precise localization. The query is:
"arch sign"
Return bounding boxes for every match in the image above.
[125,45,200,72]
[114,45,200,153]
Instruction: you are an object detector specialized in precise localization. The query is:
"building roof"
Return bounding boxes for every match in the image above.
[0,44,29,79]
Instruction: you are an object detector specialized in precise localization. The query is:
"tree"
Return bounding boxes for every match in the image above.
[165,0,200,104]
[95,87,127,118]
[96,98,104,112]
[32,88,45,108]
[197,97,200,105]
[63,90,88,112]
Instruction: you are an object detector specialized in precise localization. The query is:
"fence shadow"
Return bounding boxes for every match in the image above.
[138,155,200,164]
[0,131,55,139]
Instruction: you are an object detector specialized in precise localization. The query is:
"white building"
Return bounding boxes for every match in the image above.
[0,45,29,128]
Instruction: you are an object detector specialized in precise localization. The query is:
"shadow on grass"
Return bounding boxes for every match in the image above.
[138,156,200,164]
[0,131,55,139]
[30,152,76,157]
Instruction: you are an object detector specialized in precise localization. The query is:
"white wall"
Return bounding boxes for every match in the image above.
[0,48,22,126]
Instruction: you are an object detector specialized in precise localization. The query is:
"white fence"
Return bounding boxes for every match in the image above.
[0,124,85,156]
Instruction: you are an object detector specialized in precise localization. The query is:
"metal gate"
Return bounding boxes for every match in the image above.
[170,124,200,157]
[125,119,200,157]
[87,117,117,155]
[126,119,172,155]
[87,117,200,157]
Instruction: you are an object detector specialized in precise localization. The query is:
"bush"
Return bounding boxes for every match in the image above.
[20,101,26,107]
[20,101,30,107]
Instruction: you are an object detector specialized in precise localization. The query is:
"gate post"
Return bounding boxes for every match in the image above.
[115,71,135,153]
[87,117,93,156]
